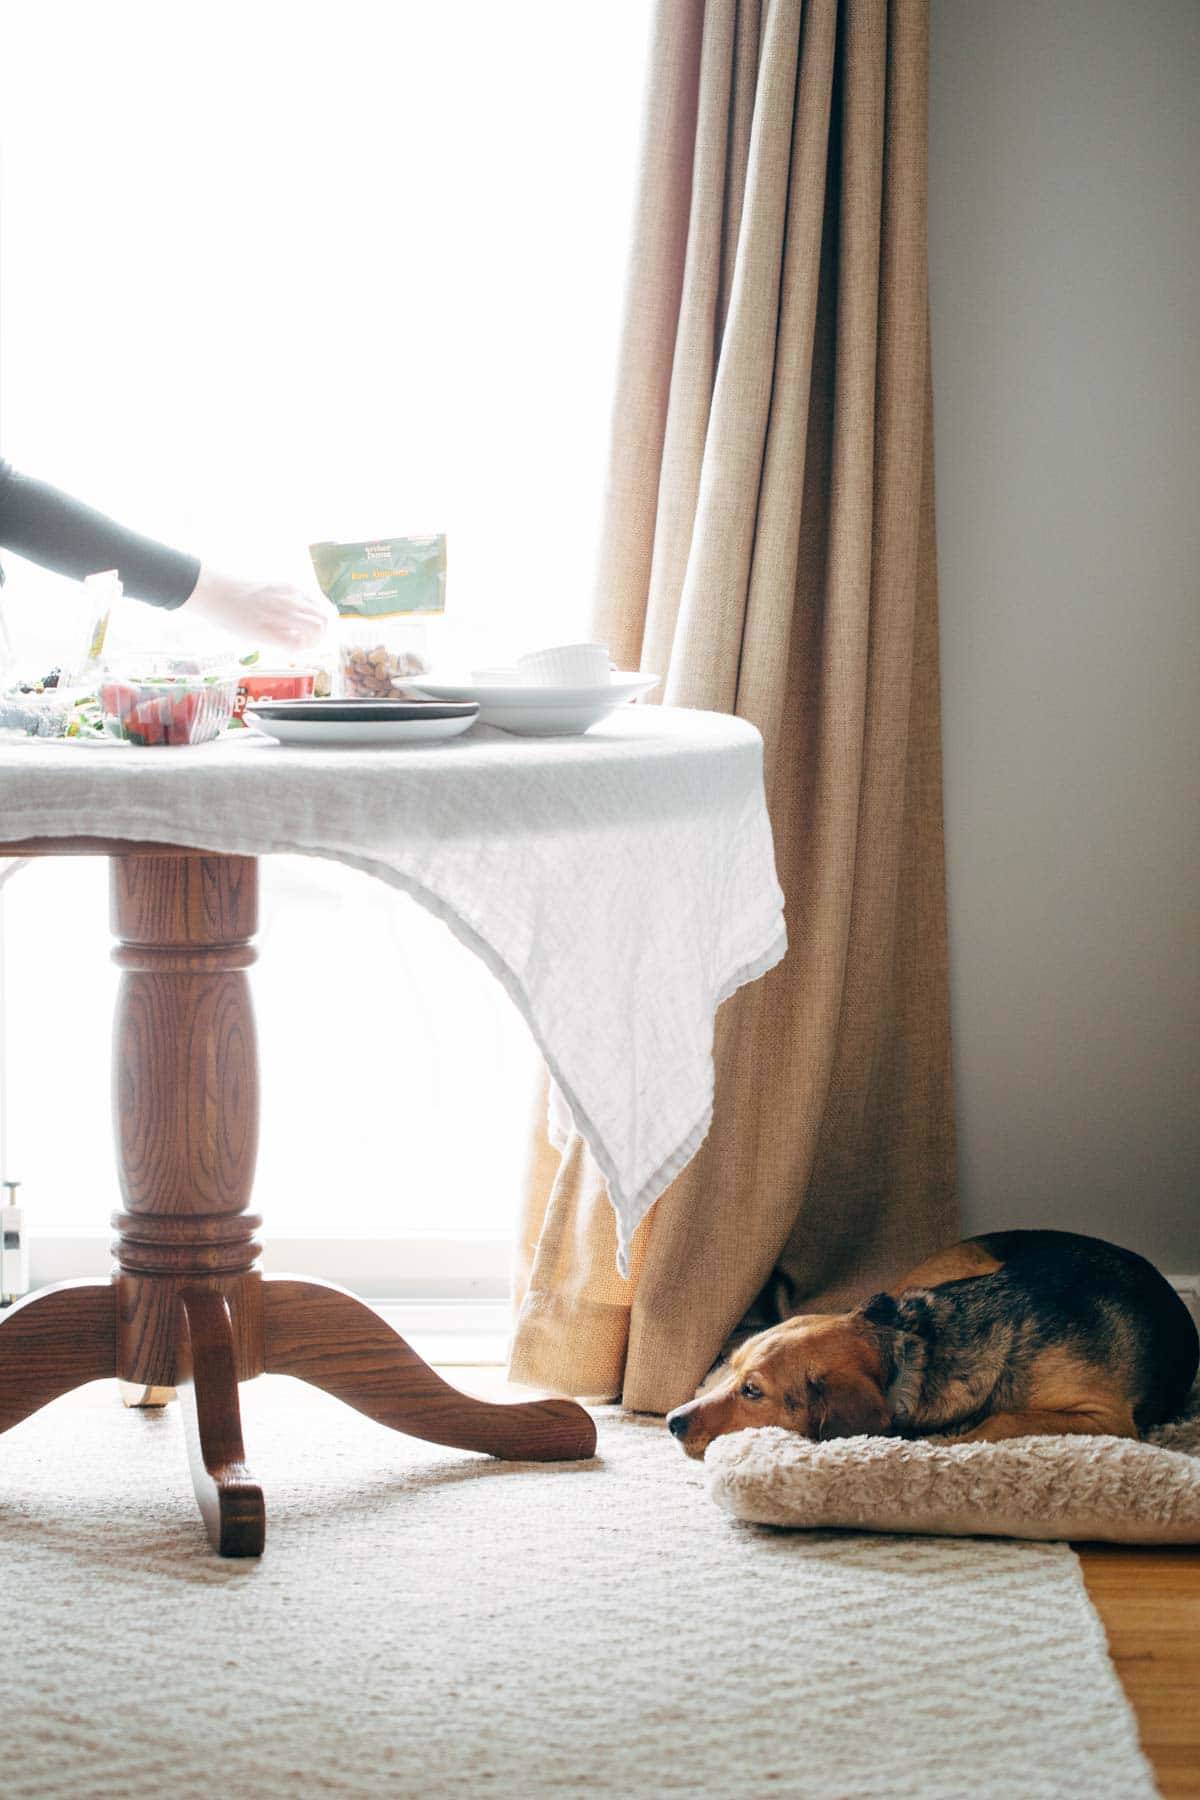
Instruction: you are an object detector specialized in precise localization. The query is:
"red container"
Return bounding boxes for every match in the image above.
[232,668,317,721]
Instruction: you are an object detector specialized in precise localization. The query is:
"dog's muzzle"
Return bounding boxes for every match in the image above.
[666,1406,692,1440]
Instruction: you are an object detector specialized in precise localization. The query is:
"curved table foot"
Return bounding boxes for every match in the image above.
[119,1381,177,1408]
[176,1289,265,1557]
[0,1281,116,1433]
[262,1276,597,1462]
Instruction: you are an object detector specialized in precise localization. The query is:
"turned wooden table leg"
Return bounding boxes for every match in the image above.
[110,852,267,1553]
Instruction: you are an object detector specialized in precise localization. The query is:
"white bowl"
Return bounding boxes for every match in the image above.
[515,643,612,688]
[405,673,660,736]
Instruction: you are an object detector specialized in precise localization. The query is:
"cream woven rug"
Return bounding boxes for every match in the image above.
[2,1379,1154,1799]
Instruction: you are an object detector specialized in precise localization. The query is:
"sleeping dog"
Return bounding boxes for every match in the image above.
[666,1230,1199,1458]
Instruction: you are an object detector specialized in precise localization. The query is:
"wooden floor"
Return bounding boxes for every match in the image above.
[1076,1544,1200,1796]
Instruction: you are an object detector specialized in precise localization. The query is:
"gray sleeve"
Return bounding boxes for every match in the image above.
[0,460,200,608]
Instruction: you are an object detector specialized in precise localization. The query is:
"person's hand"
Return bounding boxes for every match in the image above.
[180,565,338,652]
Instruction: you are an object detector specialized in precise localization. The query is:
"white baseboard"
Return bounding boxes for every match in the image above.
[18,1242,1199,1364]
[375,1300,510,1367]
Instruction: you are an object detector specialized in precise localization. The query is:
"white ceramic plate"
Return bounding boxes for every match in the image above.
[245,699,479,747]
[405,673,660,736]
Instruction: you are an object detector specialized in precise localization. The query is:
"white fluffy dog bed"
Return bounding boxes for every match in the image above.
[705,1384,1200,1543]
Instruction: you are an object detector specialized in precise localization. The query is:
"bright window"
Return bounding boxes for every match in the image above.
[0,3,649,1272]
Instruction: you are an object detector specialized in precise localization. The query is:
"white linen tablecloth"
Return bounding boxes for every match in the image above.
[0,708,786,1271]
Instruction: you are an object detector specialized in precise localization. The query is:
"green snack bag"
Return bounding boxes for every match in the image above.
[309,536,446,618]
[309,535,446,699]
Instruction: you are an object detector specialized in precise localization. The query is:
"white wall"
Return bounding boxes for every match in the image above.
[929,0,1199,1269]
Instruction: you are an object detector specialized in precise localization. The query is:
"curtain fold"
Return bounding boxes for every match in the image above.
[511,0,956,1414]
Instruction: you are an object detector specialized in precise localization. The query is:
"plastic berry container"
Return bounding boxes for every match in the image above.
[99,656,239,746]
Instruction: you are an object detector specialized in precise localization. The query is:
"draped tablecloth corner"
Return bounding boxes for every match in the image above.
[0,709,786,1269]
[546,919,788,1275]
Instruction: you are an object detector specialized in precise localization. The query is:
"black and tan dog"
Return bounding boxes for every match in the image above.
[666,1230,1199,1458]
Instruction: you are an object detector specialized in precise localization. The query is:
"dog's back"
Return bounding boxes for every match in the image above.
[964,1229,1199,1429]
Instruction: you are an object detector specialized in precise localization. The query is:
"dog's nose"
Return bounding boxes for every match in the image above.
[666,1409,690,1439]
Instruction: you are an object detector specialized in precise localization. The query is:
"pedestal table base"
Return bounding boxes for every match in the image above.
[0,1274,596,1556]
[0,841,596,1556]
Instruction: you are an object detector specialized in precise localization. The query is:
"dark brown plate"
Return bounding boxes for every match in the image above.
[245,698,479,723]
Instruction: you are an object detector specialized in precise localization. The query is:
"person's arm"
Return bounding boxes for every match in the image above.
[0,460,334,649]
[0,459,198,606]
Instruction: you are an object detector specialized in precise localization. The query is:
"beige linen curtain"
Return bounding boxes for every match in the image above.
[510,0,956,1413]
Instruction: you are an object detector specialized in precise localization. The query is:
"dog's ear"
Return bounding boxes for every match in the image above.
[861,1291,900,1329]
[860,1290,936,1339]
[862,1291,936,1423]
[805,1365,893,1440]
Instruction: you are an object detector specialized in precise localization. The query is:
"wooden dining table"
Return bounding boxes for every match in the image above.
[0,709,785,1557]
[0,836,597,1556]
